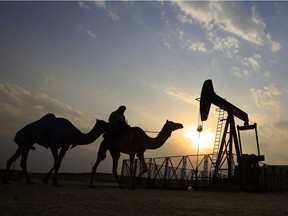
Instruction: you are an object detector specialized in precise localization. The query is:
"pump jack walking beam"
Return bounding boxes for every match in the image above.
[200,80,249,125]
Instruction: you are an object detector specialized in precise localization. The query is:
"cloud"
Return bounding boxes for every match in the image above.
[177,14,193,24]
[164,87,198,105]
[0,81,97,130]
[250,84,286,112]
[86,29,96,39]
[264,70,271,77]
[81,0,119,21]
[185,41,207,53]
[174,1,281,52]
[0,102,21,117]
[164,28,207,53]
[162,36,171,49]
[150,82,198,107]
[109,10,119,21]
[94,0,106,9]
[78,25,96,39]
[266,32,281,53]
[242,54,261,71]
[231,66,249,77]
[78,1,90,10]
[207,31,239,58]
[231,53,262,77]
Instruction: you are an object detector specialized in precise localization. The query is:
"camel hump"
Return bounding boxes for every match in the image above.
[14,113,57,145]
[40,113,56,122]
[49,118,80,146]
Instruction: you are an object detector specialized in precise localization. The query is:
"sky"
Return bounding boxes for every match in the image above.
[0,1,288,174]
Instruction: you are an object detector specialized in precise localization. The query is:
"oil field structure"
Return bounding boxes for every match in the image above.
[120,80,288,192]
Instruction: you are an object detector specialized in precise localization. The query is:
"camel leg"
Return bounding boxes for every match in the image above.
[51,145,70,187]
[48,147,62,187]
[2,146,22,184]
[136,153,148,178]
[42,152,57,184]
[42,145,69,185]
[111,151,123,189]
[89,142,108,188]
[41,166,54,184]
[53,145,69,186]
[89,154,106,188]
[128,154,136,190]
[20,148,33,184]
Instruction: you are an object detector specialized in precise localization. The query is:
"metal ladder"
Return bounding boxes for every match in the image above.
[210,109,225,172]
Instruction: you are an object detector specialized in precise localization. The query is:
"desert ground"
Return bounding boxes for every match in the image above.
[1,179,288,216]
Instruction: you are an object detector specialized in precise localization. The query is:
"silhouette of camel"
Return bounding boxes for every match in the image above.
[2,113,108,186]
[89,120,183,188]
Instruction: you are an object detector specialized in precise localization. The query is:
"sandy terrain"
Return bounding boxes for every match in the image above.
[1,180,288,216]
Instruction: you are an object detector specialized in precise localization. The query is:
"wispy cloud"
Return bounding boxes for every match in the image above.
[163,28,207,53]
[78,25,96,39]
[231,53,262,77]
[78,1,90,10]
[207,31,239,58]
[94,0,106,9]
[175,28,208,53]
[0,81,97,130]
[185,41,207,53]
[242,54,261,71]
[162,36,171,49]
[174,1,281,52]
[164,87,199,106]
[264,70,271,77]
[149,82,198,107]
[177,14,193,24]
[86,29,96,39]
[82,0,119,21]
[231,66,249,77]
[109,10,119,21]
[251,84,286,112]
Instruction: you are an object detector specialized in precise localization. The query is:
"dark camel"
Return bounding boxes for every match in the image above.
[2,113,108,186]
[89,120,183,188]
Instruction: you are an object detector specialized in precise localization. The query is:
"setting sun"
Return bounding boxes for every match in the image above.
[184,125,215,151]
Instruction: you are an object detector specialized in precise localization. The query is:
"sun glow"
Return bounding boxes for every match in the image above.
[184,125,215,151]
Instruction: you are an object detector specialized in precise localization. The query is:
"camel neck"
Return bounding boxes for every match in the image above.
[145,127,172,150]
[75,124,105,146]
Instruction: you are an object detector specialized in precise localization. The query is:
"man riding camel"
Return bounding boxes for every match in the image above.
[105,105,130,137]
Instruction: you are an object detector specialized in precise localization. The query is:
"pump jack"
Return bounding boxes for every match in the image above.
[200,80,264,189]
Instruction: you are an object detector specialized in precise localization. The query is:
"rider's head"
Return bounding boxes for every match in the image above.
[117,105,126,114]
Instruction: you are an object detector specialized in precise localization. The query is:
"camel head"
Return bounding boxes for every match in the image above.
[164,120,183,132]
